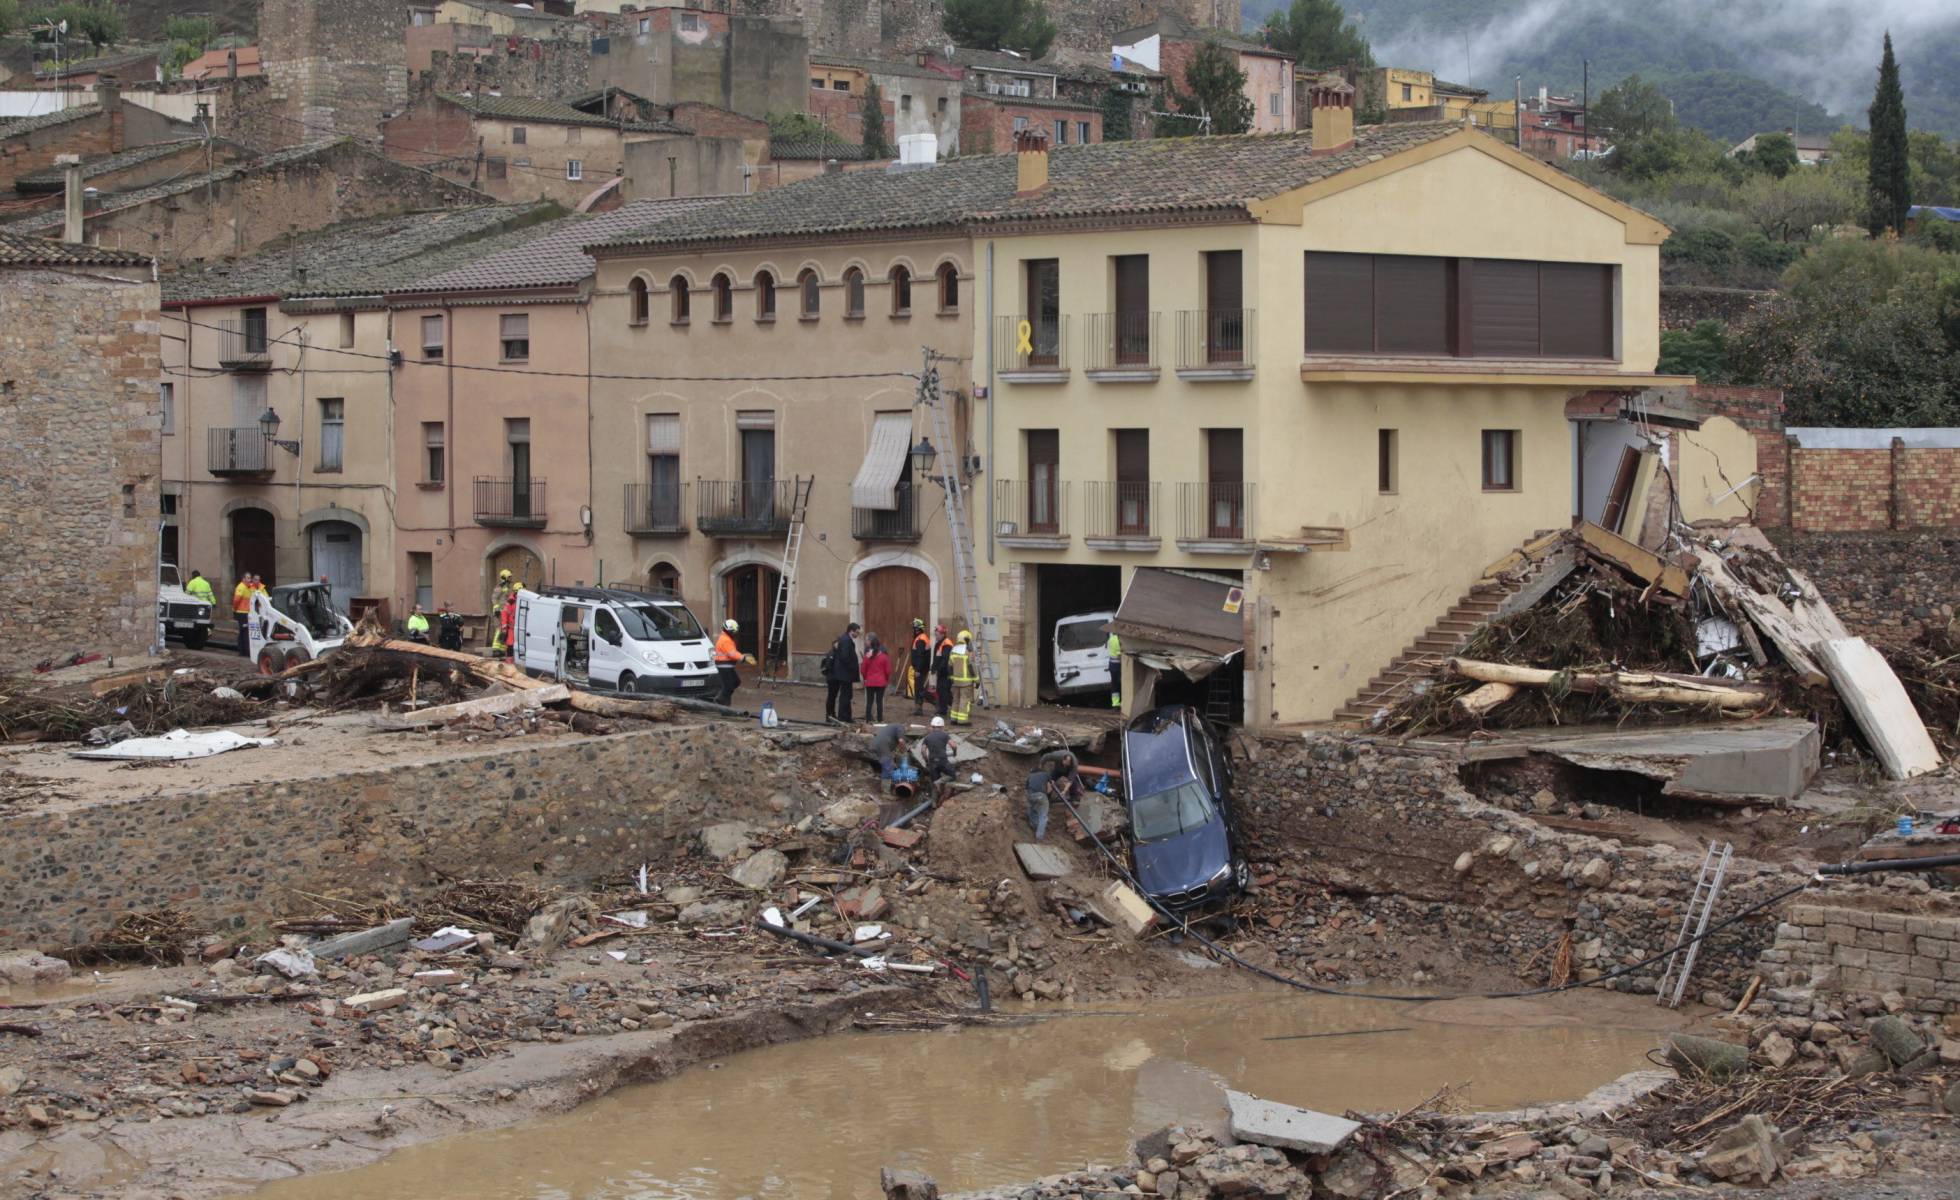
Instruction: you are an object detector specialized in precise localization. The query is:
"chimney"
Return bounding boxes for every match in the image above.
[1013,127,1049,195]
[1308,80,1355,155]
[823,157,842,174]
[58,154,85,243]
[96,80,121,113]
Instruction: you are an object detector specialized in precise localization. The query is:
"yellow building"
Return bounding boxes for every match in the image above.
[1366,66,1434,110]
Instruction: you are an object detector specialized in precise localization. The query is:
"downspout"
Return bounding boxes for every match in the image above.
[984,238,995,566]
[444,304,457,547]
[585,293,597,586]
[294,327,306,575]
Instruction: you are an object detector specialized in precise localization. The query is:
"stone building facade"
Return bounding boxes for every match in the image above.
[260,0,410,143]
[0,235,162,672]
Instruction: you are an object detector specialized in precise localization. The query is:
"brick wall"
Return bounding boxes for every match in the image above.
[1764,904,1960,1015]
[0,265,161,674]
[1694,385,1787,528]
[959,95,1101,155]
[1788,441,1960,533]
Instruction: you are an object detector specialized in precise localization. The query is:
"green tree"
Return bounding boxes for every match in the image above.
[1744,131,1798,177]
[1099,86,1132,141]
[1168,40,1253,136]
[860,79,891,158]
[940,0,1056,58]
[1907,130,1960,207]
[43,1,125,50]
[1866,32,1911,236]
[0,0,19,39]
[1592,74,1676,148]
[1739,168,1858,242]
[1261,0,1371,69]
[163,15,217,78]
[1657,320,1731,383]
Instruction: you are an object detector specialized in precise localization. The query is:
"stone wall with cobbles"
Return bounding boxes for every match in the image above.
[1761,903,1960,1015]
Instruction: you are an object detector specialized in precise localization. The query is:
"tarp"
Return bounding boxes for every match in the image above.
[1109,567,1245,681]
[72,728,276,761]
[851,412,914,510]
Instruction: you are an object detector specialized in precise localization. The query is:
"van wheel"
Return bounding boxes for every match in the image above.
[617,672,638,695]
[182,627,209,651]
[256,646,286,676]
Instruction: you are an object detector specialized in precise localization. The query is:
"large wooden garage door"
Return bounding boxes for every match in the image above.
[860,565,928,647]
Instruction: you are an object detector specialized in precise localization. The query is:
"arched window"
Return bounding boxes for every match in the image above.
[799,268,820,318]
[889,265,912,315]
[844,267,865,318]
[670,275,690,323]
[937,262,960,313]
[711,272,733,321]
[649,562,680,596]
[628,276,649,325]
[754,270,776,320]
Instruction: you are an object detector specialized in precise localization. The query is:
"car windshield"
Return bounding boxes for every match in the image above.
[1056,619,1108,652]
[616,602,704,642]
[1130,780,1216,842]
[159,566,180,588]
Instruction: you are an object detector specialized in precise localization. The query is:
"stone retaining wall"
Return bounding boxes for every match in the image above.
[1761,903,1960,1014]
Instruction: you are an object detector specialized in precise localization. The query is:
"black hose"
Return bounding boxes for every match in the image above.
[753,917,878,958]
[1818,853,1960,875]
[1052,789,1814,1004]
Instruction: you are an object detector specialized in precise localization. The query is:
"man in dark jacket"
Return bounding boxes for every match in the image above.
[931,624,954,720]
[908,618,932,714]
[825,622,861,724]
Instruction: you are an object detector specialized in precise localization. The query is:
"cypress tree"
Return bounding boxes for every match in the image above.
[861,79,892,160]
[1866,32,1911,236]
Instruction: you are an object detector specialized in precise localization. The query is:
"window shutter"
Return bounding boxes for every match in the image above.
[646,413,680,453]
[1304,252,1375,353]
[735,410,775,431]
[500,313,527,339]
[1539,263,1613,358]
[1470,259,1540,357]
[1373,255,1452,355]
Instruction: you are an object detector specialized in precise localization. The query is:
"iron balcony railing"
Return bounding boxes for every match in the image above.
[624,482,688,534]
[696,479,795,536]
[1084,310,1160,372]
[216,317,272,368]
[207,426,272,476]
[1084,480,1160,540]
[993,477,1068,537]
[852,486,922,541]
[1176,308,1256,370]
[994,313,1067,372]
[473,476,547,527]
[1176,481,1256,542]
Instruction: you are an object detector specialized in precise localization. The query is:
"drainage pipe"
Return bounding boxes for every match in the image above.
[1817,853,1960,875]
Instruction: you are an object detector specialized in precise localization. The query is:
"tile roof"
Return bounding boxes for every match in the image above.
[561,85,658,111]
[438,92,682,132]
[768,137,875,161]
[0,230,151,267]
[392,196,729,294]
[606,122,1464,249]
[810,53,947,81]
[161,204,550,302]
[35,49,160,79]
[181,45,263,81]
[13,138,210,191]
[0,103,104,140]
[941,47,1061,77]
[962,88,1101,112]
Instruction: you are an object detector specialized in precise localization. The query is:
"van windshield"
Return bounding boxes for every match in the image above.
[1130,780,1216,841]
[617,602,704,642]
[1056,618,1109,652]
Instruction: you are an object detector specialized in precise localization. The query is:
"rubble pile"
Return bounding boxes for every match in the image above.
[1888,624,1960,753]
[0,668,268,743]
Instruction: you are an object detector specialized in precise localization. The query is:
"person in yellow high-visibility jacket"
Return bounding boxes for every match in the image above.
[949,630,977,724]
[1106,630,1122,708]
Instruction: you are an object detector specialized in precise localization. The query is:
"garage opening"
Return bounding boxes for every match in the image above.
[1033,563,1121,704]
[230,507,276,587]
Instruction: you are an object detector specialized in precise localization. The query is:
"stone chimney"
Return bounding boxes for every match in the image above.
[1309,80,1355,155]
[1014,127,1049,196]
[58,154,85,243]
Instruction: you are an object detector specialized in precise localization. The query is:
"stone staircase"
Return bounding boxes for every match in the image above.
[1332,530,1569,725]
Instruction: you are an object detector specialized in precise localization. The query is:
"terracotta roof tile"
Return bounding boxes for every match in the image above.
[394,197,729,294]
[0,104,103,139]
[0,230,151,267]
[439,93,683,133]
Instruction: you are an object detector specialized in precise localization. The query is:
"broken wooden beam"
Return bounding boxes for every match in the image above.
[562,691,676,721]
[1447,658,1772,709]
[341,633,545,690]
[1815,637,1941,780]
[1574,521,1690,598]
[1451,681,1519,721]
[373,683,570,730]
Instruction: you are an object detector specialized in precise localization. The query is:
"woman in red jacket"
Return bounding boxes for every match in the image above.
[860,634,892,723]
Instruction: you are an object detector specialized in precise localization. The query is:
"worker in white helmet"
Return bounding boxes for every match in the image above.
[714,618,742,706]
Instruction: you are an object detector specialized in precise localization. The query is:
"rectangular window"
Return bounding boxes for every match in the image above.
[1205,428,1244,539]
[1378,429,1397,493]
[640,16,651,33]
[1204,249,1245,364]
[318,398,344,473]
[1303,251,1375,354]
[1054,118,1066,144]
[511,125,527,144]
[647,412,681,527]
[486,156,507,180]
[1374,255,1454,356]
[937,96,948,113]
[500,313,529,361]
[410,551,434,612]
[1025,258,1060,365]
[811,76,823,88]
[900,93,912,112]
[833,79,849,91]
[1482,429,1518,491]
[1078,119,1091,143]
[1539,262,1613,358]
[566,159,583,181]
[1027,428,1059,533]
[565,126,582,144]
[1012,115,1028,132]
[421,314,444,360]
[423,421,444,483]
[1112,253,1149,365]
[1270,93,1281,114]
[680,11,703,31]
[1114,428,1149,535]
[1400,83,1413,101]
[338,311,355,348]
[1469,258,1540,357]
[159,382,174,434]
[1308,252,1614,360]
[242,306,268,353]
[507,418,532,487]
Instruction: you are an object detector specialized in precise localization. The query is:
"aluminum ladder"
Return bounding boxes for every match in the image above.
[765,476,814,676]
[920,351,997,706]
[1657,841,1733,1008]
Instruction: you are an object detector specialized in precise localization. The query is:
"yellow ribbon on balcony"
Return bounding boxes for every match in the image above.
[1015,319,1033,356]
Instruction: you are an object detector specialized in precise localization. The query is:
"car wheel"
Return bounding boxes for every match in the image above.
[256,646,286,676]
[182,627,209,651]
[1233,858,1251,893]
[618,671,637,695]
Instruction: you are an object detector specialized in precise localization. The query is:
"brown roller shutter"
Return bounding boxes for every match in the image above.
[1470,259,1540,357]
[1539,263,1613,358]
[1304,251,1375,353]
[1374,255,1453,355]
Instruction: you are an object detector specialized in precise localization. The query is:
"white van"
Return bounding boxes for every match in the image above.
[1053,610,1117,697]
[514,586,718,695]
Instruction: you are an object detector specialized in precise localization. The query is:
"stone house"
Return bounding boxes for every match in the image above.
[382,93,687,207]
[590,6,807,124]
[0,84,198,194]
[1113,12,1295,134]
[0,233,162,670]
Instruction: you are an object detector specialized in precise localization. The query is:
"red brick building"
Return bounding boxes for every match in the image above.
[959,93,1100,156]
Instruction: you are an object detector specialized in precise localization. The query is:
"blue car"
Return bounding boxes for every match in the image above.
[1120,705,1248,912]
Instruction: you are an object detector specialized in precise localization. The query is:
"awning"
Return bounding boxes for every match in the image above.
[851,411,913,511]
[1109,567,1246,681]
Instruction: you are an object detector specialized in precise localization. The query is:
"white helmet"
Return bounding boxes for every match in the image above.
[930,716,945,728]
[723,619,739,632]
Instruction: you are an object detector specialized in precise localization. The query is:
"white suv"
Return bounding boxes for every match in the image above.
[157,564,214,650]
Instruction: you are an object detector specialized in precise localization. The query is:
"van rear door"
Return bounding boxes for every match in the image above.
[515,592,562,677]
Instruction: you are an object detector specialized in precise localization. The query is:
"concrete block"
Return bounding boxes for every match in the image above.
[1225,1089,1361,1154]
[345,988,408,1013]
[310,917,414,961]
[1013,842,1072,880]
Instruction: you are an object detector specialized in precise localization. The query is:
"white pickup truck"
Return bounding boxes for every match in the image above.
[157,565,214,650]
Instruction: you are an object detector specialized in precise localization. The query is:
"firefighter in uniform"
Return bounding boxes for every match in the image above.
[949,630,977,725]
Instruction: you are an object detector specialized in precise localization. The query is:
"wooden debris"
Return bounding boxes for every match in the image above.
[562,691,676,721]
[1575,520,1691,598]
[1450,681,1518,722]
[1447,658,1773,709]
[373,684,569,730]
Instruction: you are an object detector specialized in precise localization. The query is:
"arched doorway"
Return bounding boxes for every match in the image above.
[230,508,275,587]
[859,564,928,647]
[648,561,681,596]
[488,545,543,611]
[721,564,780,659]
[308,521,364,614]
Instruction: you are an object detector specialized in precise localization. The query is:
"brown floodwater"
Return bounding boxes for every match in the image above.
[251,990,1676,1200]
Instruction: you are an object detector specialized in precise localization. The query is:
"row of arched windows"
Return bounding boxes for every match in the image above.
[628,262,962,327]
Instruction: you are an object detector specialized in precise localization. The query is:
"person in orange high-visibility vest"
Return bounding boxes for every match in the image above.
[714,618,743,706]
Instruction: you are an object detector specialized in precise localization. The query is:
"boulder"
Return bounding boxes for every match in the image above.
[821,796,879,831]
[1665,1033,1750,1082]
[0,952,71,988]
[730,848,788,891]
[678,898,747,927]
[1700,1115,1784,1184]
[1757,1031,1798,1069]
[698,821,758,861]
[1944,1077,1960,1118]
[1531,788,1560,813]
[1868,1015,1924,1067]
[0,1067,24,1098]
[1845,1048,1891,1077]
[879,1167,939,1200]
[1576,857,1613,889]
[1317,1144,1428,1199]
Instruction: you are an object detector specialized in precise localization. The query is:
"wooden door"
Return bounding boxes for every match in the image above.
[722,565,780,658]
[1600,445,1644,534]
[860,566,928,650]
[489,545,542,610]
[231,507,275,587]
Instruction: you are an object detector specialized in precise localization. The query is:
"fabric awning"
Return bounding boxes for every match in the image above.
[851,411,914,511]
[1109,567,1246,681]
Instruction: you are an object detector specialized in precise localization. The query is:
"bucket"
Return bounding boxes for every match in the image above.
[759,701,779,729]
[1898,814,1915,837]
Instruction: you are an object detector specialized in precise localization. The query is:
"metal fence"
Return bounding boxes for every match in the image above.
[697,479,796,535]
[473,476,547,526]
[207,426,270,474]
[1176,481,1255,541]
[1083,311,1159,371]
[993,477,1068,537]
[216,318,271,365]
[624,482,687,534]
[852,487,922,541]
[1083,480,1160,539]
[1175,309,1255,369]
[994,314,1067,371]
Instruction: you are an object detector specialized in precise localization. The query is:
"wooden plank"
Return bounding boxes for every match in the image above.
[89,668,169,696]
[1690,548,1830,686]
[563,691,676,721]
[1816,637,1941,780]
[1574,521,1689,598]
[373,683,570,730]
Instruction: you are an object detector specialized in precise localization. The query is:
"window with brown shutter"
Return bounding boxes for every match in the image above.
[1374,255,1454,355]
[1304,252,1374,353]
[1307,253,1616,361]
[1539,263,1613,358]
[1470,259,1541,357]
[1482,429,1518,491]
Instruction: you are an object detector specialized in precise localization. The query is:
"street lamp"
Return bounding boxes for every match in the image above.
[258,406,300,455]
[909,435,937,483]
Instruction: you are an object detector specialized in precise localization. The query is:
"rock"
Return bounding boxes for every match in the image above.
[698,821,758,861]
[1531,788,1559,813]
[1318,1144,1426,1198]
[429,1027,461,1049]
[1453,851,1473,874]
[1576,857,1613,888]
[24,1104,52,1128]
[523,896,591,951]
[248,1091,295,1107]
[1487,836,1516,858]
[344,988,408,1013]
[821,796,879,830]
[1869,1015,1924,1067]
[1944,1078,1960,1117]
[0,952,71,987]
[1225,1089,1360,1154]
[1665,1034,1750,1082]
[661,885,702,906]
[730,848,789,891]
[678,899,747,927]
[880,1166,939,1199]
[1133,1125,1180,1166]
[1700,1115,1784,1184]
[1757,1031,1798,1069]
[1938,1039,1960,1065]
[1846,1048,1890,1077]
[0,1067,25,1098]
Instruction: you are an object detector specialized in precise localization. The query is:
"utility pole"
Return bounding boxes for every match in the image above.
[1514,76,1522,148]
[1582,59,1590,156]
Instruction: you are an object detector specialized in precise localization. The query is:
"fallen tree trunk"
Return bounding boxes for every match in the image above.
[1451,681,1519,721]
[563,691,676,721]
[1447,658,1773,710]
[374,684,570,729]
[338,635,543,691]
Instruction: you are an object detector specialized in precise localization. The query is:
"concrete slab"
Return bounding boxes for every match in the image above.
[308,917,413,962]
[1014,842,1072,880]
[1225,1089,1361,1154]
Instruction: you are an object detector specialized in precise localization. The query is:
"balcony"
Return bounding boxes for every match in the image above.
[473,476,547,527]
[697,479,795,537]
[206,427,273,478]
[992,478,1069,549]
[852,487,922,542]
[1176,309,1257,381]
[994,314,1068,383]
[1175,481,1257,552]
[624,482,688,535]
[1083,480,1160,551]
[216,318,272,370]
[1083,311,1160,382]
